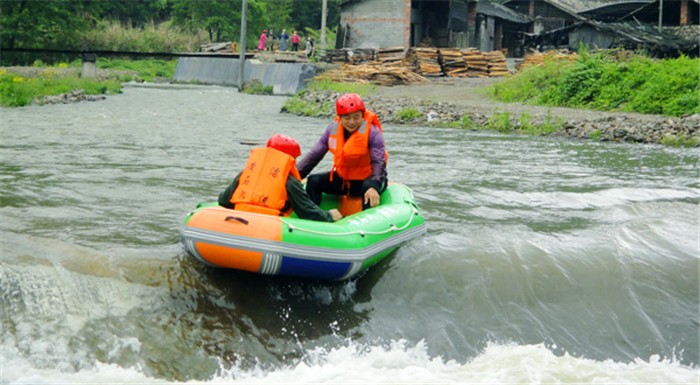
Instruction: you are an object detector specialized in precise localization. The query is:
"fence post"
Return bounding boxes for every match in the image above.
[81,53,97,78]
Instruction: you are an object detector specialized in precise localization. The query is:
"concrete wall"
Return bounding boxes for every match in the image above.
[340,0,410,48]
[174,57,316,95]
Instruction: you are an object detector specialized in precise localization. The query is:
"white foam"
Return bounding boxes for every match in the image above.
[6,339,696,384]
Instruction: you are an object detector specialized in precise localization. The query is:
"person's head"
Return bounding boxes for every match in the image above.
[267,134,301,158]
[336,93,365,132]
[262,29,267,33]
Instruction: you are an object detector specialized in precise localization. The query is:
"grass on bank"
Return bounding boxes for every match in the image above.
[281,78,375,117]
[488,50,699,117]
[0,67,121,107]
[0,59,176,107]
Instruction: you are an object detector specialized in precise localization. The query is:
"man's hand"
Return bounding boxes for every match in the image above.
[329,209,343,221]
[364,187,380,207]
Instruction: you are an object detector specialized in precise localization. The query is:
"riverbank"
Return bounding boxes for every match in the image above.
[283,77,699,147]
[4,65,697,146]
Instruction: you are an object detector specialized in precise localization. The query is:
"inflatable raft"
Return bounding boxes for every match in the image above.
[179,183,426,280]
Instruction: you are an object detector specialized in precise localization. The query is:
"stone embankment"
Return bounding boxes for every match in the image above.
[42,89,107,104]
[288,88,699,146]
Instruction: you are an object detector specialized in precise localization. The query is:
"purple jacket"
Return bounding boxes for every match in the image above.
[297,122,387,187]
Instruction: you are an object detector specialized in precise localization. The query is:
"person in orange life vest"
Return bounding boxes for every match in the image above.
[218,134,343,222]
[297,93,387,211]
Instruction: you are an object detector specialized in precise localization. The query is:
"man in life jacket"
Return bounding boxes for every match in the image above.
[218,134,343,222]
[297,93,388,212]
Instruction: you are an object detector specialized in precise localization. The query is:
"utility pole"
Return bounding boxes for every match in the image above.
[658,0,663,32]
[238,0,248,91]
[320,0,327,57]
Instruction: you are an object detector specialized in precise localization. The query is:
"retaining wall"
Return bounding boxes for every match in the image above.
[174,56,316,95]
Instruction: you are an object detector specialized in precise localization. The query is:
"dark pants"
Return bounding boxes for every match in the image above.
[306,172,383,211]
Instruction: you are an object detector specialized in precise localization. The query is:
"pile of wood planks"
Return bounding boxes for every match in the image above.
[323,47,407,65]
[323,49,351,64]
[377,47,406,64]
[409,47,443,77]
[484,50,509,77]
[461,49,489,77]
[348,48,376,64]
[319,46,512,84]
[440,48,468,77]
[314,62,428,86]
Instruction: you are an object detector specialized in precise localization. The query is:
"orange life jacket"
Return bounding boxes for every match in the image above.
[229,147,302,216]
[328,110,385,181]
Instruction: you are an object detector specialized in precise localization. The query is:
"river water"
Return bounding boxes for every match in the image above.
[1,84,698,383]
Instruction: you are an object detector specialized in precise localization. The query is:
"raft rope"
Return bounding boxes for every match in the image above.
[286,201,421,237]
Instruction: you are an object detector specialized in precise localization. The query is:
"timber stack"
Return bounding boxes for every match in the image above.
[462,49,489,77]
[377,47,406,65]
[314,62,428,86]
[440,48,468,77]
[411,47,443,77]
[319,46,511,85]
[485,50,509,77]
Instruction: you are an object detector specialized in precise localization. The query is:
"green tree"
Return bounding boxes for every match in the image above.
[287,0,340,32]
[98,0,171,27]
[171,0,241,42]
[0,0,101,49]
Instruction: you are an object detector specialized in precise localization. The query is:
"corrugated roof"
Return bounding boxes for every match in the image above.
[477,2,532,23]
[554,0,653,14]
[503,0,655,18]
[536,19,699,53]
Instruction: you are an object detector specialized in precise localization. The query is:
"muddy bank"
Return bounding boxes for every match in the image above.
[286,78,699,146]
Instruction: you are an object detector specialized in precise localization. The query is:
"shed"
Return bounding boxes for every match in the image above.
[529,20,699,56]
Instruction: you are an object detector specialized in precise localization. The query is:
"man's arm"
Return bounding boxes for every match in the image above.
[218,173,241,208]
[364,125,387,194]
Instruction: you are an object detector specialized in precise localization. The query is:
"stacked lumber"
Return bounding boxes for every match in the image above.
[440,48,469,77]
[314,62,428,86]
[411,47,442,77]
[377,47,406,64]
[462,49,489,77]
[201,42,235,53]
[323,49,350,63]
[484,50,509,77]
[348,48,376,64]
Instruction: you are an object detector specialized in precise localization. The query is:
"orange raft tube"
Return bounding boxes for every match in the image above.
[179,183,426,280]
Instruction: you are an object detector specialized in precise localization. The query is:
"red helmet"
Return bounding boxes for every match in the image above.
[267,134,301,158]
[336,93,365,116]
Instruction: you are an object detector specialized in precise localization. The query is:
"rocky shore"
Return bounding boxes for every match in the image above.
[6,64,697,146]
[42,89,107,104]
[287,83,699,147]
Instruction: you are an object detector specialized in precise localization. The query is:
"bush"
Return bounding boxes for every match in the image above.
[486,111,512,133]
[396,108,423,122]
[489,50,699,117]
[83,20,208,53]
[281,93,332,117]
[241,79,273,95]
[0,69,121,107]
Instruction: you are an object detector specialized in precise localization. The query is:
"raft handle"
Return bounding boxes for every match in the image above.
[225,216,249,225]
